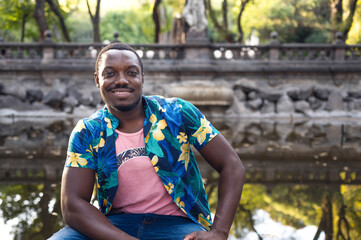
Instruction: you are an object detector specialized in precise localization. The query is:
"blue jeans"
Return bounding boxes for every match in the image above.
[48,213,205,240]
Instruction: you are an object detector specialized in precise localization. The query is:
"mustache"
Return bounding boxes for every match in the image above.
[107,86,133,91]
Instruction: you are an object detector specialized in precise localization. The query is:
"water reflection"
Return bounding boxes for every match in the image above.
[1,118,361,239]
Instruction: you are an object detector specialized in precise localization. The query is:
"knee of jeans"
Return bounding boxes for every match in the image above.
[47,226,90,240]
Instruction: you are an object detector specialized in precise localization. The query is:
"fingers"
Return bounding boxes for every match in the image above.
[183,232,197,240]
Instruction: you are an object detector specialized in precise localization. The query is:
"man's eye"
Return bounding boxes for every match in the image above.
[104,72,115,77]
[128,71,138,76]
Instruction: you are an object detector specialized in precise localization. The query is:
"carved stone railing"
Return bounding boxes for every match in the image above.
[0,32,360,66]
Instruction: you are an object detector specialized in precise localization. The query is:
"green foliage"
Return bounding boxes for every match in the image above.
[100,8,153,44]
[66,11,93,42]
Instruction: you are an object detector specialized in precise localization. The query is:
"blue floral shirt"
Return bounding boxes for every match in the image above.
[65,95,219,229]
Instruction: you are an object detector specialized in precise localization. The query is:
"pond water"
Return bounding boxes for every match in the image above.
[0,117,360,240]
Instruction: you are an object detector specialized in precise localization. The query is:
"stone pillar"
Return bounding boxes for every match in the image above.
[333,32,346,61]
[41,30,54,62]
[269,31,280,61]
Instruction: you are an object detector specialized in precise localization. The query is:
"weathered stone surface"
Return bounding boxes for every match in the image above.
[91,91,103,106]
[43,90,64,109]
[63,96,79,109]
[169,85,233,106]
[0,95,31,111]
[307,96,323,110]
[313,88,330,101]
[261,100,275,114]
[26,89,43,103]
[260,92,282,103]
[66,87,83,101]
[246,98,263,110]
[325,92,344,111]
[247,91,259,100]
[287,89,312,101]
[348,91,361,99]
[234,89,246,101]
[234,79,258,94]
[295,100,311,115]
[3,85,26,101]
[277,95,294,113]
[79,97,93,106]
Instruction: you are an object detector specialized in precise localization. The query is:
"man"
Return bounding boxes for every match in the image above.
[49,43,245,240]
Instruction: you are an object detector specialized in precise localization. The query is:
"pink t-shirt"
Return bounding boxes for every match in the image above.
[111,128,188,217]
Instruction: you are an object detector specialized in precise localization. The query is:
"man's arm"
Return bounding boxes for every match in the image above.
[61,167,139,240]
[184,133,246,240]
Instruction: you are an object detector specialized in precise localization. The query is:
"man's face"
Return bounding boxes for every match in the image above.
[95,49,144,113]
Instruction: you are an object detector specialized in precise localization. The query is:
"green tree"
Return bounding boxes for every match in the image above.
[100,9,153,43]
[331,0,360,41]
[86,0,101,42]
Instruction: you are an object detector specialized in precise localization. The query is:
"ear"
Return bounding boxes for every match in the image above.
[94,72,100,88]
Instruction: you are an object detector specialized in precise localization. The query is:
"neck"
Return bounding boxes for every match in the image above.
[108,102,145,133]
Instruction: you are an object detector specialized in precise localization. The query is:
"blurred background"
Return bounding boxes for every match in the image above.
[0,0,361,239]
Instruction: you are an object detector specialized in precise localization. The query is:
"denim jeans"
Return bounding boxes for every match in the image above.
[48,213,205,240]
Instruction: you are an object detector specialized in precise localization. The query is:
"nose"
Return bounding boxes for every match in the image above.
[114,72,129,85]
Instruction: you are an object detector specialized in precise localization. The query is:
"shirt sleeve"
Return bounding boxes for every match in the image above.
[65,120,97,170]
[178,98,220,151]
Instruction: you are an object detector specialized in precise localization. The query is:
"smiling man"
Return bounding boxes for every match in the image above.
[49,43,246,240]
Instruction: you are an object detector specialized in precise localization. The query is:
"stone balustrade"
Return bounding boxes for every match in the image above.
[0,32,360,64]
[0,32,361,118]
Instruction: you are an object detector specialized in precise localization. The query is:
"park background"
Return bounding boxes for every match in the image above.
[0,0,361,239]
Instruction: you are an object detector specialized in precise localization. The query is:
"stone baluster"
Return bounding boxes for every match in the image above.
[112,31,120,43]
[333,32,346,61]
[41,30,54,62]
[269,31,280,61]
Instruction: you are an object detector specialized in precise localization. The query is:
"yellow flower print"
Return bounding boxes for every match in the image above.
[67,151,88,167]
[104,117,112,129]
[164,182,174,194]
[192,118,212,145]
[149,114,167,141]
[159,106,167,113]
[177,132,188,143]
[176,197,185,208]
[178,142,190,171]
[102,199,108,207]
[93,131,105,152]
[198,213,212,230]
[74,120,85,133]
[151,155,159,172]
[209,133,217,140]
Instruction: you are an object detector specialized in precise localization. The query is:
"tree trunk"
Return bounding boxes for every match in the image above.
[222,0,228,29]
[21,13,29,42]
[86,0,101,43]
[331,0,359,41]
[237,0,250,43]
[33,0,48,41]
[152,0,162,43]
[331,0,343,37]
[205,0,234,42]
[46,0,71,42]
[342,0,359,40]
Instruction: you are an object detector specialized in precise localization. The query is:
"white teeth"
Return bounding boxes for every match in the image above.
[114,92,129,95]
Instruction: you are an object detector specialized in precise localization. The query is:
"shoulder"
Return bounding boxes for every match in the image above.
[144,95,195,112]
[72,109,104,135]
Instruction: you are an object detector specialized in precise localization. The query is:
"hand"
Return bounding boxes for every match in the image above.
[183,230,228,240]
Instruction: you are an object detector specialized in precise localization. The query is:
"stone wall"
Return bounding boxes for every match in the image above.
[0,36,360,119]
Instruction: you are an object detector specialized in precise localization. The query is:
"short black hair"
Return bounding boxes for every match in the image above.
[95,43,144,75]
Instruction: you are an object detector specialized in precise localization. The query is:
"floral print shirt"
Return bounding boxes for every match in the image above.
[66,95,219,229]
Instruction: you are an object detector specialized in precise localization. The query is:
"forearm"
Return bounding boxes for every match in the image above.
[63,199,138,240]
[211,161,246,237]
